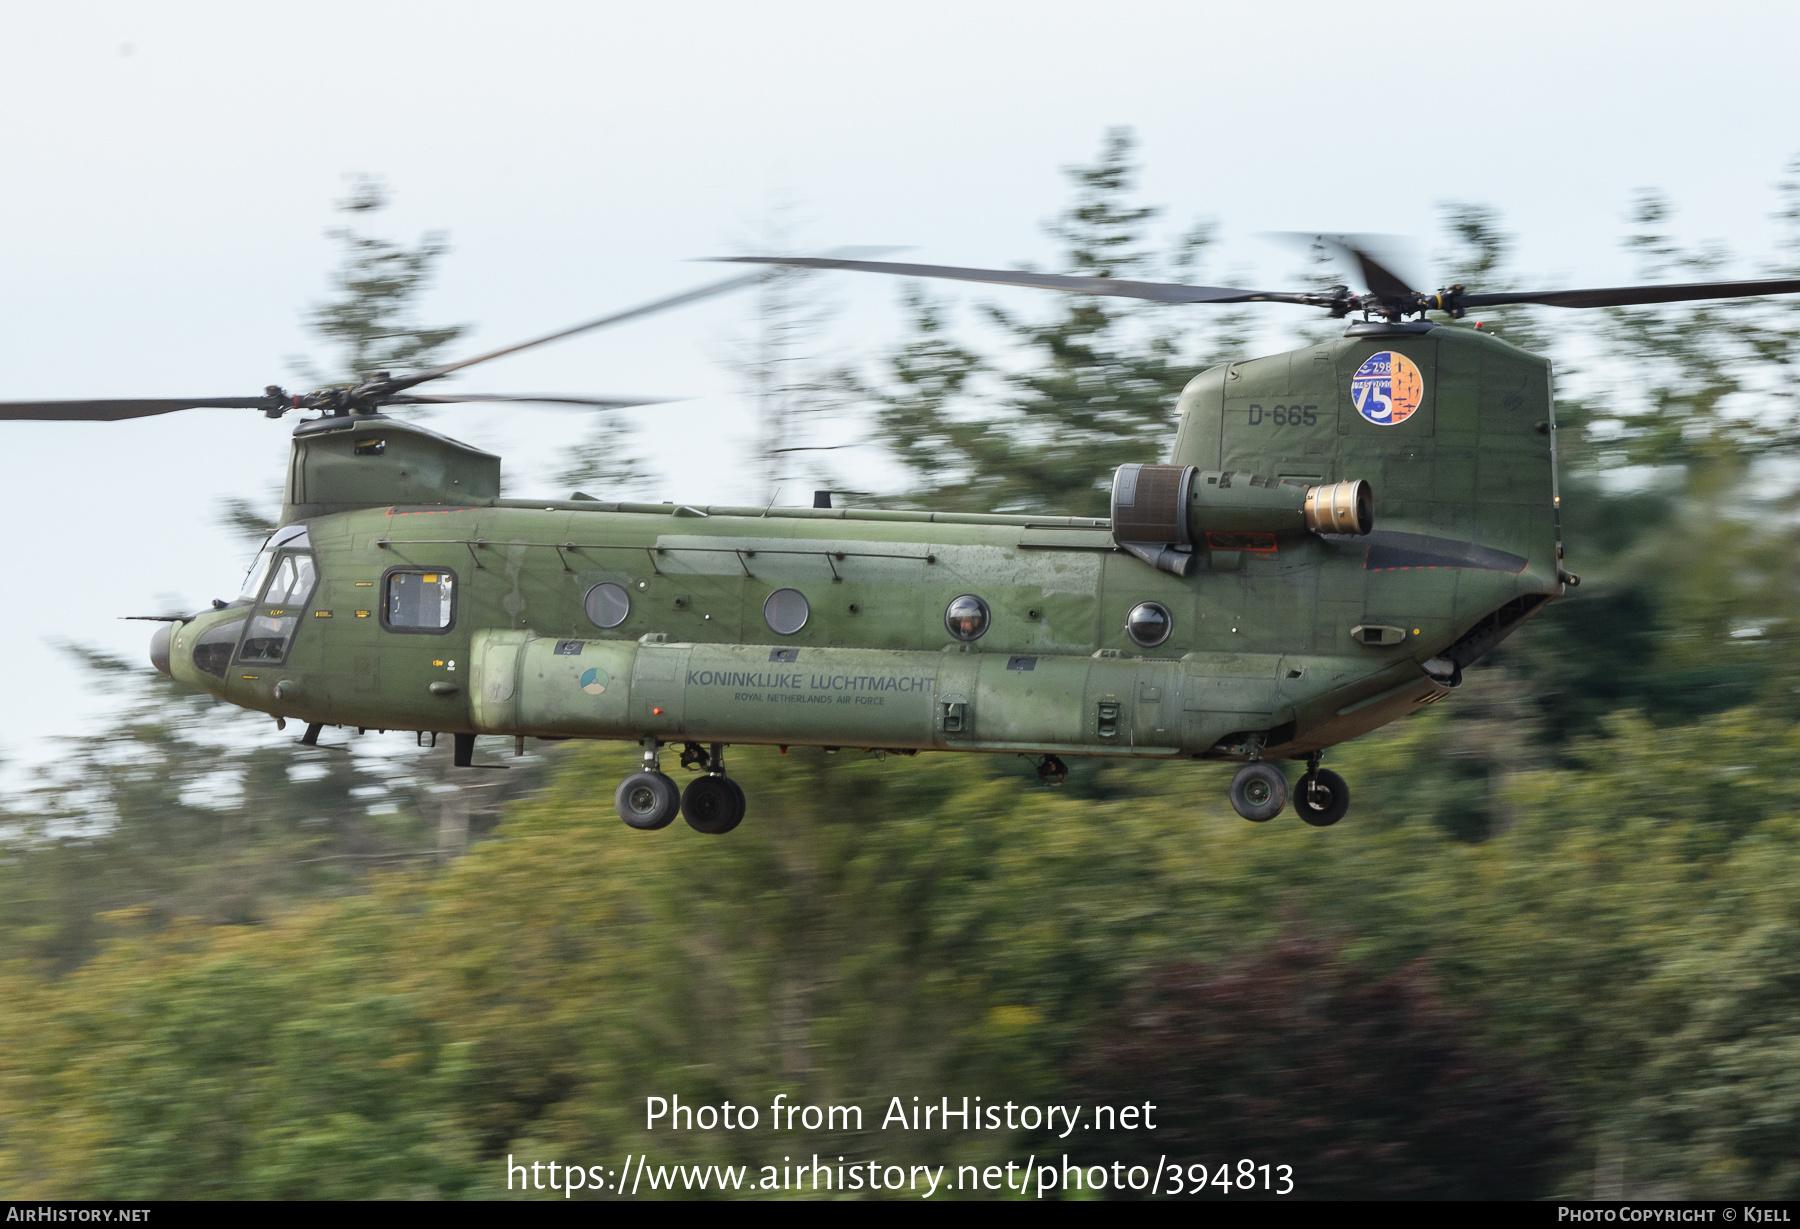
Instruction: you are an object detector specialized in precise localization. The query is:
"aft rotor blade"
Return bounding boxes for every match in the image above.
[1300,233,1421,299]
[380,271,773,395]
[1462,277,1800,310]
[386,393,676,408]
[0,397,275,421]
[711,255,1311,306]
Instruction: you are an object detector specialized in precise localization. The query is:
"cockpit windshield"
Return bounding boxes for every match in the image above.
[239,550,276,601]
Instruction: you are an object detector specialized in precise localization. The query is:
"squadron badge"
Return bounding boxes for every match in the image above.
[1350,350,1424,426]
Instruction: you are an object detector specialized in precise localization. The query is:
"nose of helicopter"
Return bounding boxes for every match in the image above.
[149,623,172,676]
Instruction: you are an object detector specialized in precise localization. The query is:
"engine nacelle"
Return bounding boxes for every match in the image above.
[1110,463,1372,575]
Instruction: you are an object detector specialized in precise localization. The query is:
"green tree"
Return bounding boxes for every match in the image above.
[293,175,467,388]
[0,645,550,974]
[859,128,1249,514]
[218,176,475,535]
[216,494,280,546]
[10,714,1800,1199]
[552,416,659,501]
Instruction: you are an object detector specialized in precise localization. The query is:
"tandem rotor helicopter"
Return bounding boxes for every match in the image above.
[7,242,1800,835]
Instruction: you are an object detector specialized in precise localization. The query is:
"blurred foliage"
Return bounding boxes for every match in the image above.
[1072,932,1568,1198]
[852,129,1252,515]
[724,212,851,503]
[8,136,1800,1201]
[215,494,281,547]
[0,647,550,975]
[291,175,467,388]
[553,416,658,502]
[6,726,1800,1199]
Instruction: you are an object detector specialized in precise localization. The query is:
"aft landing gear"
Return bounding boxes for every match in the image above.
[682,776,745,834]
[619,740,746,835]
[1293,765,1350,827]
[1230,747,1352,827]
[1229,762,1289,822]
[616,771,681,829]
[1035,754,1069,786]
[615,737,680,830]
[681,744,746,835]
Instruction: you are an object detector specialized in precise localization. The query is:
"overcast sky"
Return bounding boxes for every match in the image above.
[2,0,1797,777]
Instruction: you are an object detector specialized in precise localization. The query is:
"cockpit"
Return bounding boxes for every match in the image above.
[190,525,317,678]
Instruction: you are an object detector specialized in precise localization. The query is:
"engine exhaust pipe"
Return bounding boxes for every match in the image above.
[1303,479,1373,536]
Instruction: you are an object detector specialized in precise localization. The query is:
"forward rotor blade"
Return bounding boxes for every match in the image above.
[0,397,274,421]
[1461,277,1800,310]
[383,246,908,397]
[380,271,773,396]
[386,393,676,409]
[711,255,1309,306]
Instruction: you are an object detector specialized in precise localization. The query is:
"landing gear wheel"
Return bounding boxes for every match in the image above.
[1230,762,1289,822]
[1036,754,1069,786]
[682,775,745,834]
[616,770,681,830]
[1293,768,1349,827]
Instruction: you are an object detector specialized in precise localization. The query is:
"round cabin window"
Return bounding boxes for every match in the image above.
[944,594,990,642]
[764,588,810,636]
[584,582,631,629]
[1125,601,1173,648]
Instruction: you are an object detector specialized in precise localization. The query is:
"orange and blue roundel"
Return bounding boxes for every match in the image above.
[1350,350,1424,426]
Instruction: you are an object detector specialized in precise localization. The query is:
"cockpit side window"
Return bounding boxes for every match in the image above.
[261,553,317,607]
[236,550,317,664]
[238,614,299,663]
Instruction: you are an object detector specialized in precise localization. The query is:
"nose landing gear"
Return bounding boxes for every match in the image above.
[1035,754,1069,786]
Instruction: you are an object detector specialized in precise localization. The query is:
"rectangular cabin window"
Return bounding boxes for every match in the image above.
[385,570,456,632]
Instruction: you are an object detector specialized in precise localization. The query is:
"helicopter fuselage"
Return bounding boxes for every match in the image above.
[161,321,1563,766]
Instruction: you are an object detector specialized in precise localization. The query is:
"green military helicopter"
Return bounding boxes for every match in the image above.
[8,240,1800,835]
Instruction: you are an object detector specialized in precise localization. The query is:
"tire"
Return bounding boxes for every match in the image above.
[1230,762,1289,822]
[682,774,744,835]
[1294,769,1350,827]
[616,770,680,830]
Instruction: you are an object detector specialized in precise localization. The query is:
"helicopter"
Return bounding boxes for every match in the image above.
[7,240,1800,835]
